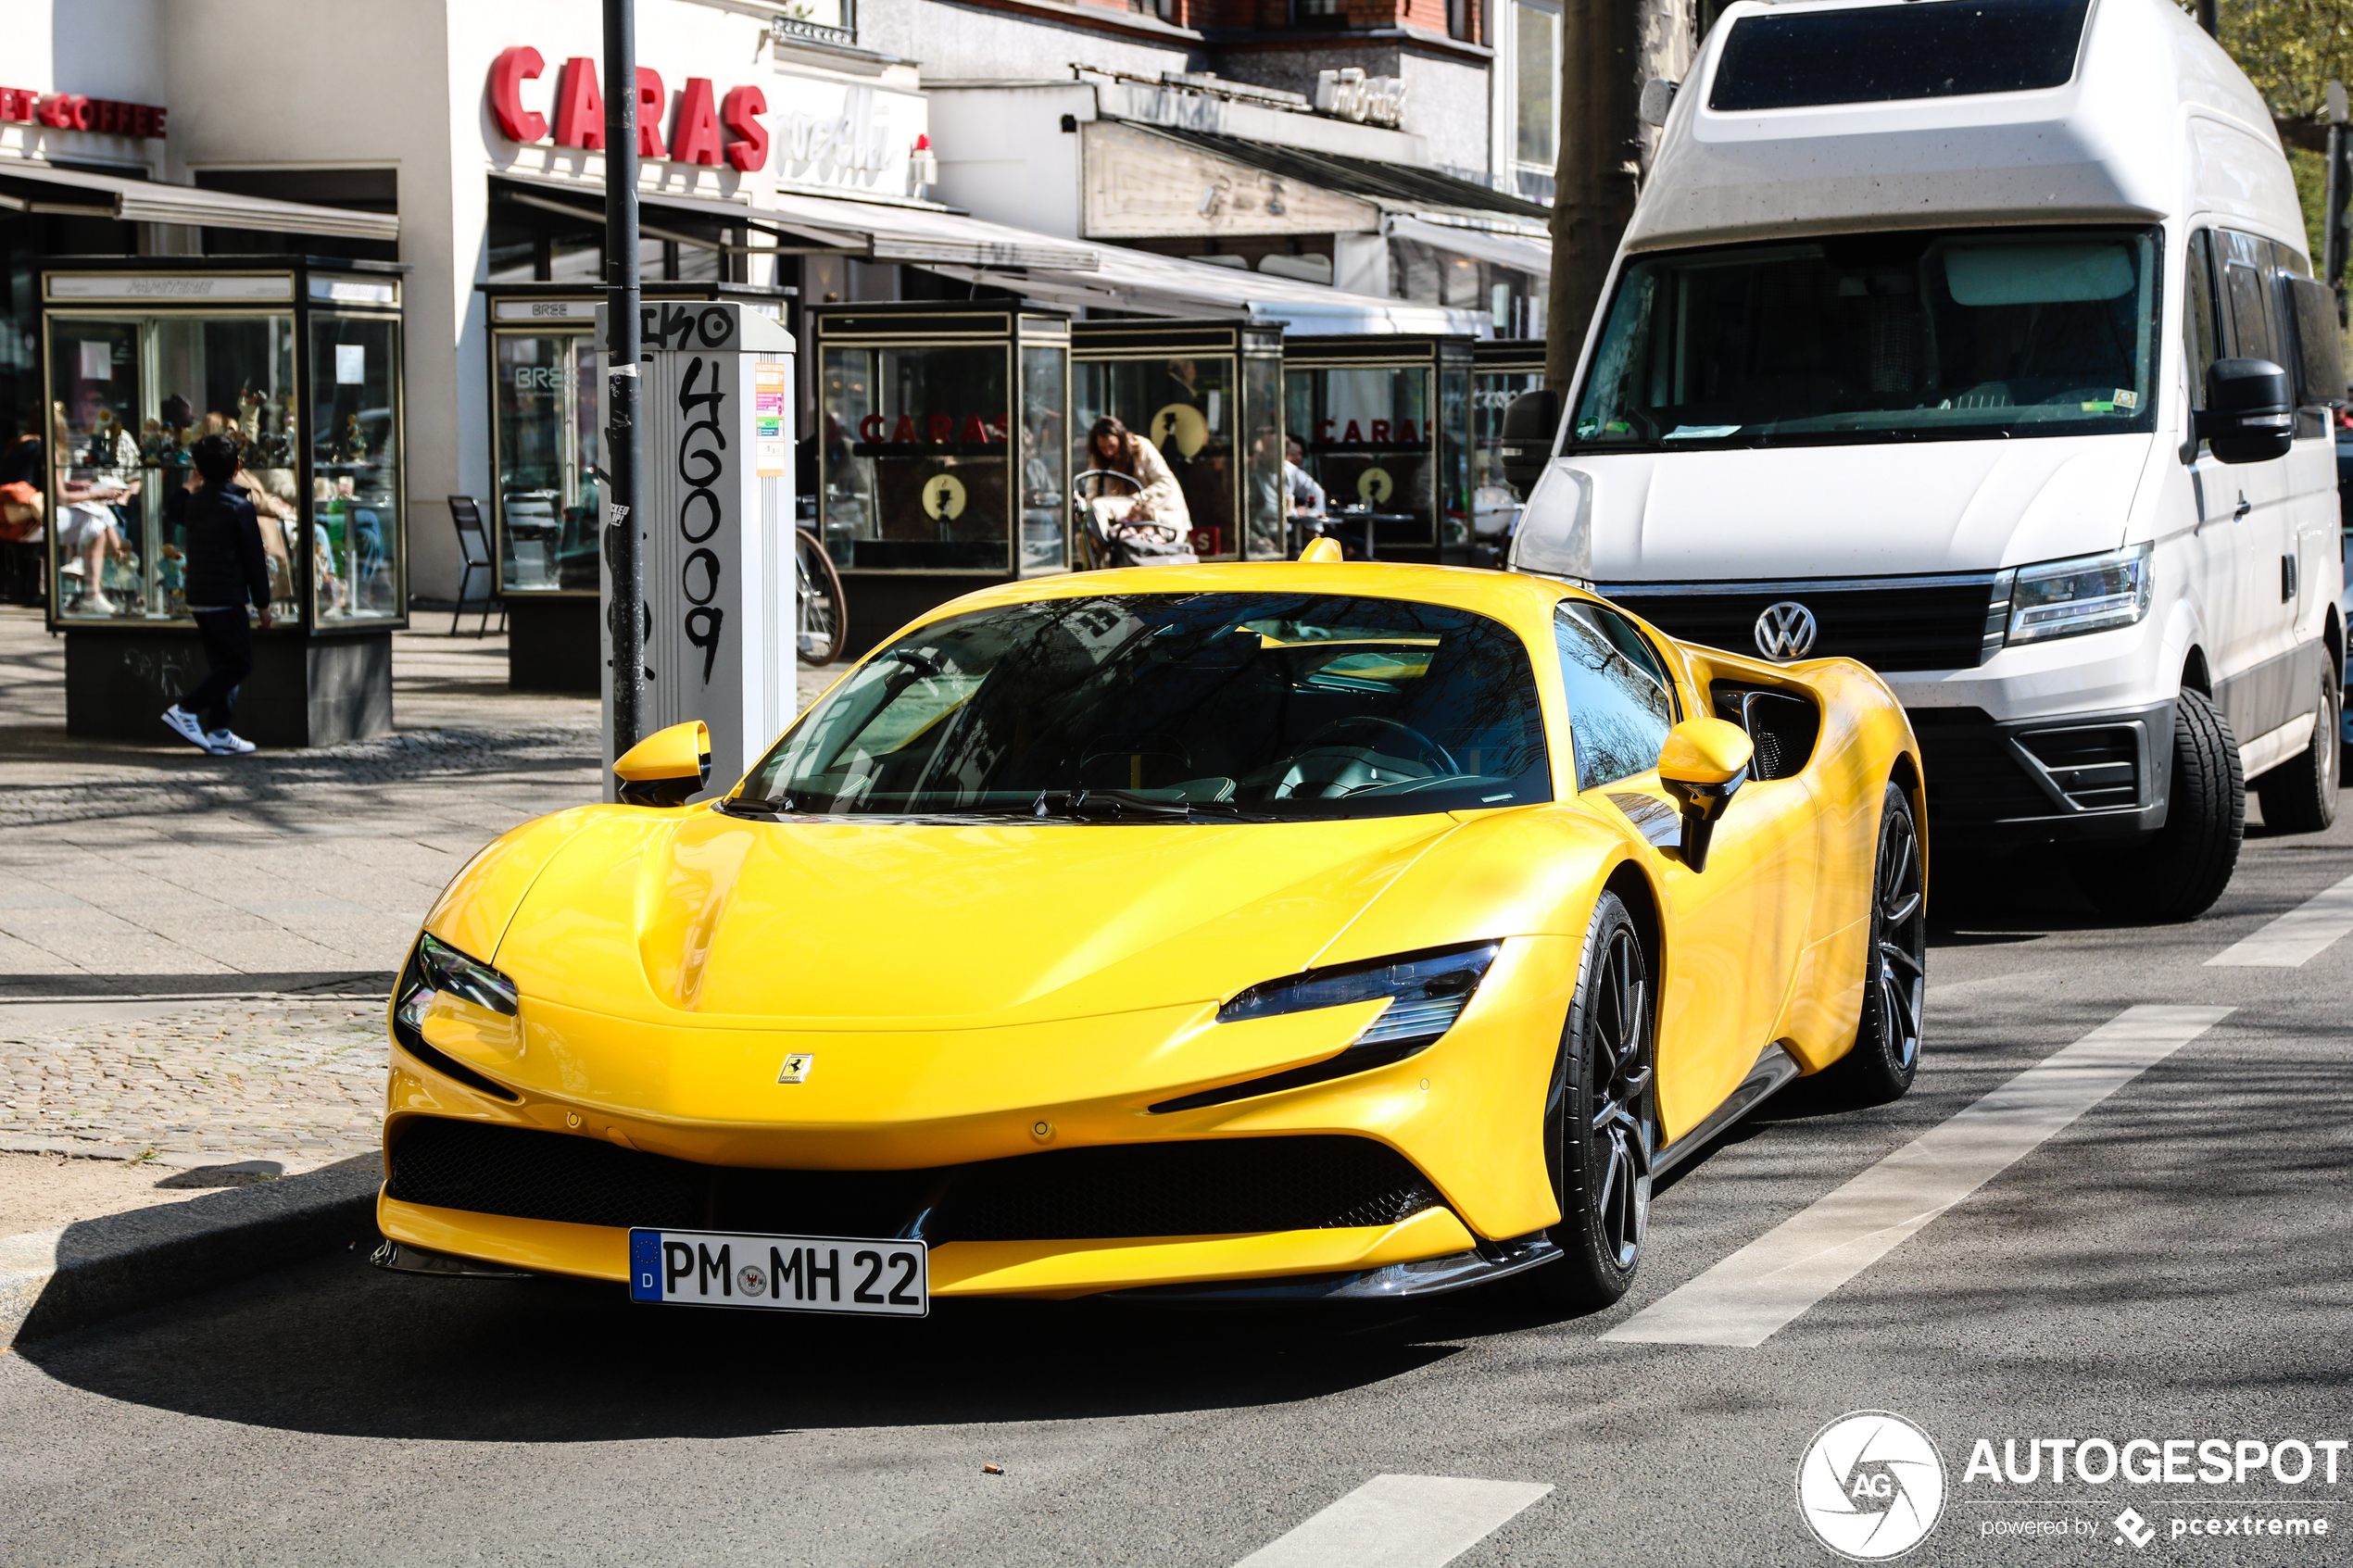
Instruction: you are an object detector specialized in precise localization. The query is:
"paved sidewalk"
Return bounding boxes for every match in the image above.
[0,606,834,1172]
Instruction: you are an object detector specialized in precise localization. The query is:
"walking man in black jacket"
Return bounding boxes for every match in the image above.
[160,433,273,755]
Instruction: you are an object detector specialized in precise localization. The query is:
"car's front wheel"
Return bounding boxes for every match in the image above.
[2074,688,2243,922]
[1534,890,1655,1310]
[1821,781,1925,1103]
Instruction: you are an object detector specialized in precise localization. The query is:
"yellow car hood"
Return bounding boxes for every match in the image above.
[487,807,1465,1030]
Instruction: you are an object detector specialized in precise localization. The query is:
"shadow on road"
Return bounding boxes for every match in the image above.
[12,1251,1482,1442]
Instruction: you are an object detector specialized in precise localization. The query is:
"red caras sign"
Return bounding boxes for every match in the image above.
[0,89,166,138]
[489,46,767,172]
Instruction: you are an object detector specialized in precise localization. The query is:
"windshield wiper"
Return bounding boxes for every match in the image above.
[1030,789,1259,822]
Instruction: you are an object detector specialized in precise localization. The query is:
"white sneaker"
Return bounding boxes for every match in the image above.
[160,706,209,750]
[70,593,116,615]
[204,729,257,755]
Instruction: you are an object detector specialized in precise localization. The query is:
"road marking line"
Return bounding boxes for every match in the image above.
[1604,1004,2231,1348]
[2205,872,2353,967]
[1231,1474,1554,1568]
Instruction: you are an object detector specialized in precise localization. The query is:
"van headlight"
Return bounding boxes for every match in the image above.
[2001,543,2152,646]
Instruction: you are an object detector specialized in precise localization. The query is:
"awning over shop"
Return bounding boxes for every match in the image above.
[492,173,1098,273]
[937,243,1489,336]
[1385,216,1553,278]
[0,158,399,242]
[1082,121,1551,273]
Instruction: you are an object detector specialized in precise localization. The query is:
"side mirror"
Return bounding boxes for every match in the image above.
[1637,77,1680,128]
[1498,388,1563,496]
[1655,718,1754,873]
[2196,357,2294,464]
[615,720,711,808]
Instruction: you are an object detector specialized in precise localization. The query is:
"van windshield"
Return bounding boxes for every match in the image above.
[1567,227,2159,452]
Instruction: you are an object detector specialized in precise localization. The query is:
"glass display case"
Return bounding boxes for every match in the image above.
[813,305,1071,654]
[484,282,788,599]
[1072,319,1285,562]
[1283,334,1476,564]
[1472,339,1546,568]
[43,260,405,630]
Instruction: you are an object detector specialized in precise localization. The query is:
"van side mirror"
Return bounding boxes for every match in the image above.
[1655,717,1754,873]
[1638,77,1680,128]
[1499,388,1563,495]
[2196,357,2294,464]
[615,721,711,808]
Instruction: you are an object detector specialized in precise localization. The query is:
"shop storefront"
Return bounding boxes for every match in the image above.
[1283,333,1474,565]
[482,279,786,692]
[1071,319,1285,564]
[1472,338,1545,566]
[44,256,406,745]
[812,302,1071,653]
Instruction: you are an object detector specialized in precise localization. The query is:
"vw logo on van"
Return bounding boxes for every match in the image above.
[1755,602,1819,660]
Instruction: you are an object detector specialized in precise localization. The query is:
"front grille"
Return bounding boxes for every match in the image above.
[1604,574,1998,672]
[386,1119,1442,1242]
[2018,726,2139,810]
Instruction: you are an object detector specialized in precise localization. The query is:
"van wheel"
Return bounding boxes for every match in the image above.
[1822,783,1924,1104]
[2253,666,2340,833]
[1533,891,1655,1310]
[2074,689,2243,922]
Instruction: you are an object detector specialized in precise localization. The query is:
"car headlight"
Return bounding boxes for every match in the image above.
[1220,941,1502,1049]
[390,934,522,1102]
[2001,542,2152,646]
[394,933,519,1035]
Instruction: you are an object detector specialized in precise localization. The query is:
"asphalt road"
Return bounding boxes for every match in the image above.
[3,802,2348,1567]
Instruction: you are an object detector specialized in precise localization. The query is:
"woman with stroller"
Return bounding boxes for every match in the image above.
[1078,416,1192,567]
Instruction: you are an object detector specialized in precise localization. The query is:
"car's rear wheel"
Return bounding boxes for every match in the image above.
[2074,688,2243,922]
[1534,890,1655,1310]
[2253,664,2340,833]
[1822,781,1925,1104]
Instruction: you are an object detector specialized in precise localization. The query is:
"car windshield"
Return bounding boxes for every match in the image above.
[1567,227,2159,452]
[735,591,1551,821]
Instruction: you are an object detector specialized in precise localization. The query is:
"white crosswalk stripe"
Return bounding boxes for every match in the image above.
[1604,1004,2231,1348]
[1230,1474,1554,1568]
[2205,872,2353,967]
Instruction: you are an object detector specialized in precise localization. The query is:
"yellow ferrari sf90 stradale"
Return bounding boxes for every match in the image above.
[374,558,1925,1314]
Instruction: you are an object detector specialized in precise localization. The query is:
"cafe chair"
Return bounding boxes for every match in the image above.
[447,495,505,638]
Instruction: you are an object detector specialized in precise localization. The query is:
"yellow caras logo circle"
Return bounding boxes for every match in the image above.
[1356,467,1393,505]
[922,472,968,521]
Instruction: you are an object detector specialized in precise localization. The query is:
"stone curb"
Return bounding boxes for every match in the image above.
[0,1154,383,1351]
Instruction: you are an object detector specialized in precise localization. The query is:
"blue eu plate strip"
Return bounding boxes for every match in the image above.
[629,1229,664,1301]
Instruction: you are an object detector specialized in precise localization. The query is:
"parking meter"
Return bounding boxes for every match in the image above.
[598,301,796,797]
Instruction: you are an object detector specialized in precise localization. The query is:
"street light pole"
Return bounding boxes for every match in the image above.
[603,0,646,756]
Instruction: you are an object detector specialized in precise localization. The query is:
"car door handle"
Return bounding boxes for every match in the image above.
[2233,494,2252,521]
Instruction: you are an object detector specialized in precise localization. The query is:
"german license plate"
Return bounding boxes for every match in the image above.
[628,1228,927,1316]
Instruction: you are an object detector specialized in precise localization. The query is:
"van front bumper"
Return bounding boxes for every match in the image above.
[1909,696,2175,845]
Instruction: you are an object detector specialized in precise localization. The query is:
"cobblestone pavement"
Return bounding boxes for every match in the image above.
[0,607,840,1177]
[0,997,386,1167]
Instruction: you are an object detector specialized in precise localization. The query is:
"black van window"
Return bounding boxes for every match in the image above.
[1710,0,2091,112]
[2222,262,2274,363]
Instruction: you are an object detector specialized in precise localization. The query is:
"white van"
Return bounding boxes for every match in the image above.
[1507,0,2348,920]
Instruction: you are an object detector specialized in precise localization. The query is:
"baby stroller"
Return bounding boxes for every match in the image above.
[1073,469,1198,570]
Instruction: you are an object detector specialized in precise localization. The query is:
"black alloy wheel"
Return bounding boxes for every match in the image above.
[1536,891,1655,1309]
[2253,664,2340,834]
[1826,781,1926,1103]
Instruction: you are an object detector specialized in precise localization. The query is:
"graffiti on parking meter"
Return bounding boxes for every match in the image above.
[642,303,738,351]
[675,356,727,683]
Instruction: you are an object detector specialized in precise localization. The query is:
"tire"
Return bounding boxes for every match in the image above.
[1532,891,1655,1310]
[1821,782,1925,1104]
[795,529,847,668]
[2253,663,2340,834]
[2074,687,2243,923]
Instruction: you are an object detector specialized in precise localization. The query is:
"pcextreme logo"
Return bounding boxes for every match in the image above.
[1797,1411,1949,1561]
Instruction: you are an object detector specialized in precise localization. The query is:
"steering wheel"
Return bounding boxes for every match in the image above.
[1296,715,1458,776]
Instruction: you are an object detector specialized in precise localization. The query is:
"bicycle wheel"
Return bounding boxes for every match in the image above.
[795,528,847,667]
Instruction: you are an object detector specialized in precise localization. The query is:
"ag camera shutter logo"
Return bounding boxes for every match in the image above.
[1797,1411,1947,1560]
